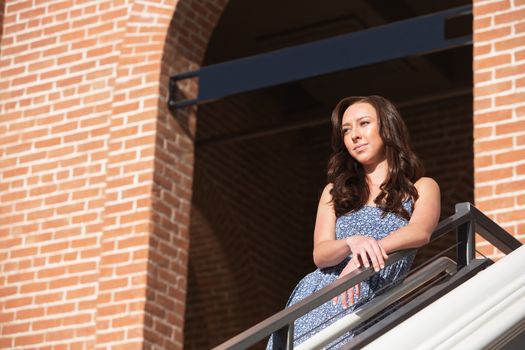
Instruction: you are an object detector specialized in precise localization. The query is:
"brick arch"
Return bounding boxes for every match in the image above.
[0,0,228,348]
[150,0,229,348]
[86,0,230,348]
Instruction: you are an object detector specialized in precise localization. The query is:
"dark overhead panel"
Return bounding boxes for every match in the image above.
[168,5,471,110]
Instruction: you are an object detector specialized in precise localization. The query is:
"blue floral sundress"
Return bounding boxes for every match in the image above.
[267,200,415,349]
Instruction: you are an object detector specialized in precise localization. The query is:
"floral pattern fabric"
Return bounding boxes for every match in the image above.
[266,201,415,349]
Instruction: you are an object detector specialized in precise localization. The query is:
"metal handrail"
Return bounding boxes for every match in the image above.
[213,203,523,350]
[295,257,457,350]
[213,249,416,350]
[342,258,492,349]
[360,245,525,349]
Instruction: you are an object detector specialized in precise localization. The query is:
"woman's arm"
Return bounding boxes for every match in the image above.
[334,177,440,308]
[378,177,441,253]
[312,183,351,268]
[340,177,440,273]
[313,177,440,269]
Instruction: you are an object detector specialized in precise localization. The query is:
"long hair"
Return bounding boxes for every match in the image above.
[327,95,424,220]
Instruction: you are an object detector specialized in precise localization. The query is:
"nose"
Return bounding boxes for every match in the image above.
[350,127,360,142]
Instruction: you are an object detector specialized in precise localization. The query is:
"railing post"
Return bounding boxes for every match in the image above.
[455,202,475,267]
[273,323,294,350]
[286,324,294,350]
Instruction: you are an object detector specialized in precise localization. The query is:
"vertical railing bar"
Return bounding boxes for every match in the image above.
[272,323,295,350]
[466,218,475,265]
[286,323,294,350]
[455,203,475,267]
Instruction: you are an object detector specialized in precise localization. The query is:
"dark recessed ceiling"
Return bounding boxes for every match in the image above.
[205,0,470,65]
[198,0,472,140]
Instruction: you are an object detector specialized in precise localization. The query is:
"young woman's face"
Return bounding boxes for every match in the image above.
[341,102,386,167]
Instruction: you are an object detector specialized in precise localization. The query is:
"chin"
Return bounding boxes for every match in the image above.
[353,155,371,164]
[356,157,378,167]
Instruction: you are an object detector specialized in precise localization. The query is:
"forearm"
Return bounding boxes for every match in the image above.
[313,239,351,268]
[378,224,431,254]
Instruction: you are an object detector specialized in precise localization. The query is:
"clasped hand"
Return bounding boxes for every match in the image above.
[332,236,388,308]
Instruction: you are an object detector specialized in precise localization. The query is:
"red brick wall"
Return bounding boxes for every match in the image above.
[1,1,132,348]
[473,0,525,258]
[0,0,227,349]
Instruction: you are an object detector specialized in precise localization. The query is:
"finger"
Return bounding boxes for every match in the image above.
[370,242,385,270]
[356,283,361,301]
[348,287,354,307]
[342,291,347,309]
[362,245,380,272]
[359,248,370,268]
[352,255,361,268]
[380,243,389,260]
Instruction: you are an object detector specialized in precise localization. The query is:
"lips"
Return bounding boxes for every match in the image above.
[353,143,368,151]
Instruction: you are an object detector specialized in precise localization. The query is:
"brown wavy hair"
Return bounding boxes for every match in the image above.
[327,95,424,220]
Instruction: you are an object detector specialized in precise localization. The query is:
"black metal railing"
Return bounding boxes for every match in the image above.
[214,202,522,350]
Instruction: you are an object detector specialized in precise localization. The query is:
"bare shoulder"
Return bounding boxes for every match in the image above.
[411,177,441,230]
[323,182,334,193]
[320,183,334,205]
[413,177,440,211]
[415,177,440,193]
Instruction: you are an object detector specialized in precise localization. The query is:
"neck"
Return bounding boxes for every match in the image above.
[363,158,388,185]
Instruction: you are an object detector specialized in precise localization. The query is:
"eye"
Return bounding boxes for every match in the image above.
[361,121,370,126]
[342,128,351,134]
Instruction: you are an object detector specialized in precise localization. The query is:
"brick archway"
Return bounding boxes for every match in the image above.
[148,0,230,348]
[97,0,230,348]
[0,0,229,349]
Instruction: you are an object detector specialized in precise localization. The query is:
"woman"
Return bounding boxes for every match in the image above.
[267,96,440,349]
